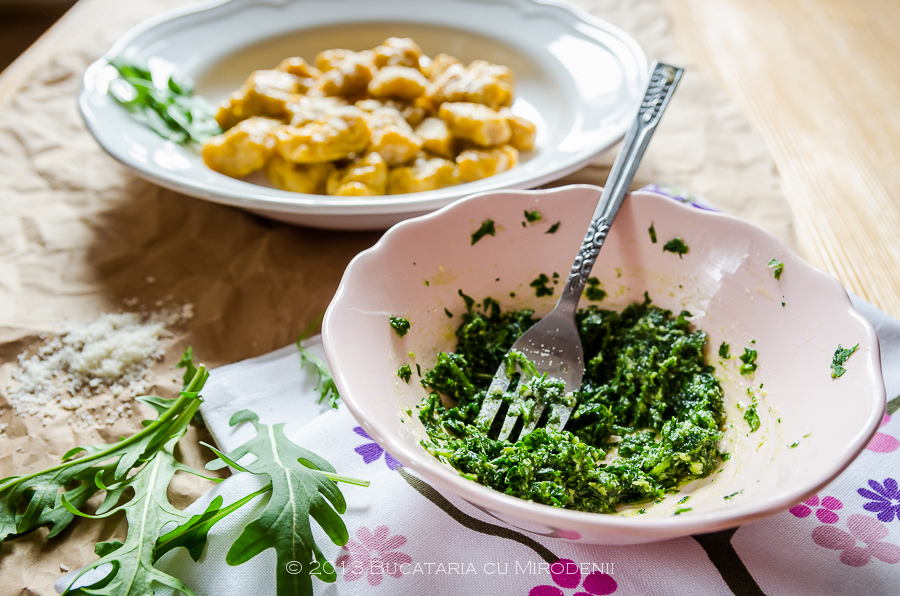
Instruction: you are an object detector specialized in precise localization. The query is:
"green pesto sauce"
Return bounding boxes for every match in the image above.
[743,404,760,433]
[767,259,784,280]
[530,274,554,297]
[739,347,758,375]
[524,210,542,223]
[389,315,410,337]
[417,297,725,514]
[831,343,858,378]
[471,219,496,245]
[662,238,689,258]
[585,277,607,301]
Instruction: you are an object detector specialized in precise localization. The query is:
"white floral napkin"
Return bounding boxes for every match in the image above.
[58,295,900,596]
[57,185,900,595]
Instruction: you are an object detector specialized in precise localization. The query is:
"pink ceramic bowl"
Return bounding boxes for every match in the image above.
[323,185,885,544]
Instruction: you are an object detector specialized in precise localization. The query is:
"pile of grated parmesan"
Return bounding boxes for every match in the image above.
[5,306,192,428]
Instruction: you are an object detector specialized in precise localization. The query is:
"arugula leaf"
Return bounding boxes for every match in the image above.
[0,364,208,548]
[719,342,730,359]
[648,222,658,243]
[154,486,270,562]
[296,324,340,408]
[108,58,221,145]
[300,351,339,408]
[56,358,210,595]
[4,345,369,596]
[61,442,198,596]
[546,221,561,234]
[177,346,199,388]
[210,410,356,596]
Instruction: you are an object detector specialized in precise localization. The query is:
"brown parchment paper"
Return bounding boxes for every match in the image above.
[0,0,794,593]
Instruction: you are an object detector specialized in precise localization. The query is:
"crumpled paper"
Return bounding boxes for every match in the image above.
[0,0,794,593]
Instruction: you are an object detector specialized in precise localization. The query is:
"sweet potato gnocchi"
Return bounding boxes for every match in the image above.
[202,38,536,195]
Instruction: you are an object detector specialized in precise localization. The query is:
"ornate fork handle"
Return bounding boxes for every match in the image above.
[559,62,684,310]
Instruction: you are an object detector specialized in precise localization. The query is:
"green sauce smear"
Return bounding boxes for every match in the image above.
[417,297,726,513]
[585,277,607,301]
[662,238,689,258]
[830,343,858,378]
[389,315,410,337]
[471,219,496,245]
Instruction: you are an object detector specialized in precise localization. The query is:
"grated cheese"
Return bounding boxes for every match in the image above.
[5,306,192,428]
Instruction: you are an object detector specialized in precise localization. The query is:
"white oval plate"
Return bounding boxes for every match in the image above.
[80,0,647,229]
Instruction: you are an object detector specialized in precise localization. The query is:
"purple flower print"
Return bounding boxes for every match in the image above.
[639,183,718,212]
[859,478,900,522]
[529,558,617,596]
[336,525,412,586]
[812,514,900,567]
[352,426,402,470]
[866,414,899,453]
[789,494,842,524]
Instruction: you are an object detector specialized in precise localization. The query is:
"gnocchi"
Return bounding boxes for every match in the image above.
[202,38,536,195]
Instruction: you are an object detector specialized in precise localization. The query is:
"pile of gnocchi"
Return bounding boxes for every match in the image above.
[201,37,536,196]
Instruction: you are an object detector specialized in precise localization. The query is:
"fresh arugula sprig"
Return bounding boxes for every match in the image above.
[3,345,367,596]
[205,410,368,596]
[108,58,221,145]
[61,438,204,596]
[297,319,340,408]
[0,363,209,549]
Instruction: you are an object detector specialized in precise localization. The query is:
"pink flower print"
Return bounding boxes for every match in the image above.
[867,414,899,453]
[812,514,900,567]
[336,525,412,586]
[789,494,843,524]
[859,478,900,523]
[529,559,617,596]
[352,426,402,470]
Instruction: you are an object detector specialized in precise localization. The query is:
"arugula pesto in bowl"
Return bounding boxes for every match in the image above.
[324,185,885,544]
[417,297,725,513]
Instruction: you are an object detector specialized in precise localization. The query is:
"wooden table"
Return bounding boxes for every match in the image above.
[663,0,900,317]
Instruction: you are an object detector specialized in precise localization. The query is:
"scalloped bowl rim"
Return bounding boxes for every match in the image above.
[323,185,886,539]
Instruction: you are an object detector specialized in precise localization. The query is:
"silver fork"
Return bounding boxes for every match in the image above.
[474,61,684,442]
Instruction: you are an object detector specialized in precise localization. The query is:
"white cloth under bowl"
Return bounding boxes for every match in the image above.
[56,294,900,596]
